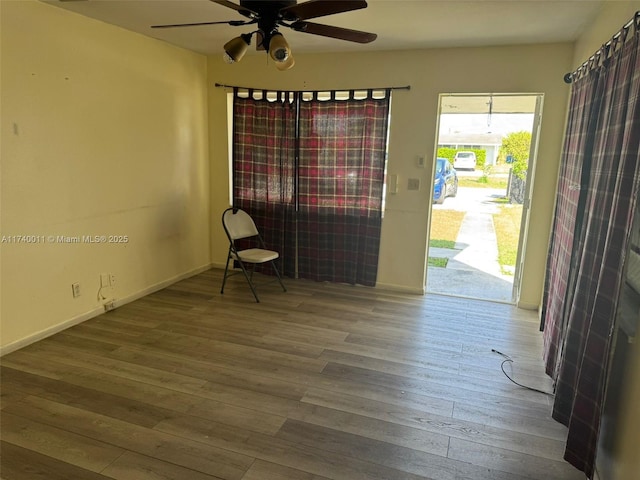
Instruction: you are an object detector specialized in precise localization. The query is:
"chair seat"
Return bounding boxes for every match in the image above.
[234,248,279,263]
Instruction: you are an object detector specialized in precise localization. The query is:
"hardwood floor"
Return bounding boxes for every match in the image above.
[0,269,585,479]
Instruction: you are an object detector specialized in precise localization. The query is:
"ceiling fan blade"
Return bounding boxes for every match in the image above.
[151,19,248,29]
[280,0,368,22]
[289,21,377,43]
[210,0,258,19]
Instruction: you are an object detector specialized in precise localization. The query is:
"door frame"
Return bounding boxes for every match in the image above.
[512,94,544,304]
[426,93,545,304]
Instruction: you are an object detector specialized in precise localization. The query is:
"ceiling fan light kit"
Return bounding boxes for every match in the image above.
[223,33,252,63]
[268,32,293,64]
[151,0,377,70]
[275,52,295,71]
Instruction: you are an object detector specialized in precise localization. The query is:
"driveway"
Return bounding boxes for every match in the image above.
[433,185,505,214]
[428,186,515,303]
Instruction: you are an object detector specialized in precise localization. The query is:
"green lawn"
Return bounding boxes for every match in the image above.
[429,210,465,247]
[493,204,523,274]
[428,189,522,274]
[428,209,465,266]
[428,257,449,268]
[457,176,508,189]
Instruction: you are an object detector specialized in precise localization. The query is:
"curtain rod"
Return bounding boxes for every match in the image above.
[214,82,410,92]
[564,10,640,84]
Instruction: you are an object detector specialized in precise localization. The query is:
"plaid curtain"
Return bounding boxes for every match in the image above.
[540,67,602,377]
[232,90,297,277]
[540,27,640,478]
[297,92,390,286]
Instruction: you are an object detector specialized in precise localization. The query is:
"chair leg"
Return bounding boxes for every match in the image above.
[222,251,285,302]
[236,260,260,303]
[220,250,232,294]
[271,260,287,292]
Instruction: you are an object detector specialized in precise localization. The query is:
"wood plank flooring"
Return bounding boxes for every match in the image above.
[0,269,585,479]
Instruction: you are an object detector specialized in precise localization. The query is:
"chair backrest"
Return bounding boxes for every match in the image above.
[222,208,259,241]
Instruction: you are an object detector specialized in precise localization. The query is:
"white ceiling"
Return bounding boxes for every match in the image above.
[42,0,606,56]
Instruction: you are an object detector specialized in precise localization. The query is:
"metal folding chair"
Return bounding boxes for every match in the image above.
[220,207,287,302]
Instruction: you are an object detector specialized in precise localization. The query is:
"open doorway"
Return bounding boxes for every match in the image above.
[426,93,543,304]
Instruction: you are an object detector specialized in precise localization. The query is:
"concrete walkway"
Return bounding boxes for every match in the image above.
[427,187,515,303]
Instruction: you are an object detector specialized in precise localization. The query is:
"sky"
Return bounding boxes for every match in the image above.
[438,113,535,136]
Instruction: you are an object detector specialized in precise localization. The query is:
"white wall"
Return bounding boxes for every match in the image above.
[207,43,573,307]
[0,0,211,352]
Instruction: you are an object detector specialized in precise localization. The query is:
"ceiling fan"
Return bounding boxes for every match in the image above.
[151,0,377,70]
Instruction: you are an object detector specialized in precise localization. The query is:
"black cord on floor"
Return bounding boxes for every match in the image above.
[491,349,554,396]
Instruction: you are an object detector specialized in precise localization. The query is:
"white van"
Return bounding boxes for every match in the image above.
[453,151,477,170]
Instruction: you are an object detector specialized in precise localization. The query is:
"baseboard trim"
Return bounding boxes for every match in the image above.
[516,301,539,311]
[0,263,213,357]
[109,263,212,313]
[0,306,106,357]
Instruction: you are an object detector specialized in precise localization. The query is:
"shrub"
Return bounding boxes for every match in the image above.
[436,148,487,169]
[436,147,457,162]
[479,164,492,183]
[499,131,531,180]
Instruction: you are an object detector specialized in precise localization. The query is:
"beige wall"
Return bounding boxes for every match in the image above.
[615,342,640,480]
[573,1,640,70]
[0,1,211,352]
[208,43,573,305]
[7,0,631,351]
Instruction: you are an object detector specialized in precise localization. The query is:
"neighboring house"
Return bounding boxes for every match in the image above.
[438,132,505,166]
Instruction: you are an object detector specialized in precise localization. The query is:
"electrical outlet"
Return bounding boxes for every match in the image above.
[109,274,116,286]
[407,178,420,191]
[100,273,110,287]
[72,283,81,298]
[104,300,116,312]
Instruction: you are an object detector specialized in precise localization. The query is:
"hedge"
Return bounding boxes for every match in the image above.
[436,147,487,169]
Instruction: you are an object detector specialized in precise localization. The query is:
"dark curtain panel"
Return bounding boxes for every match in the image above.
[541,68,602,377]
[540,29,640,477]
[232,90,297,277]
[297,92,390,286]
